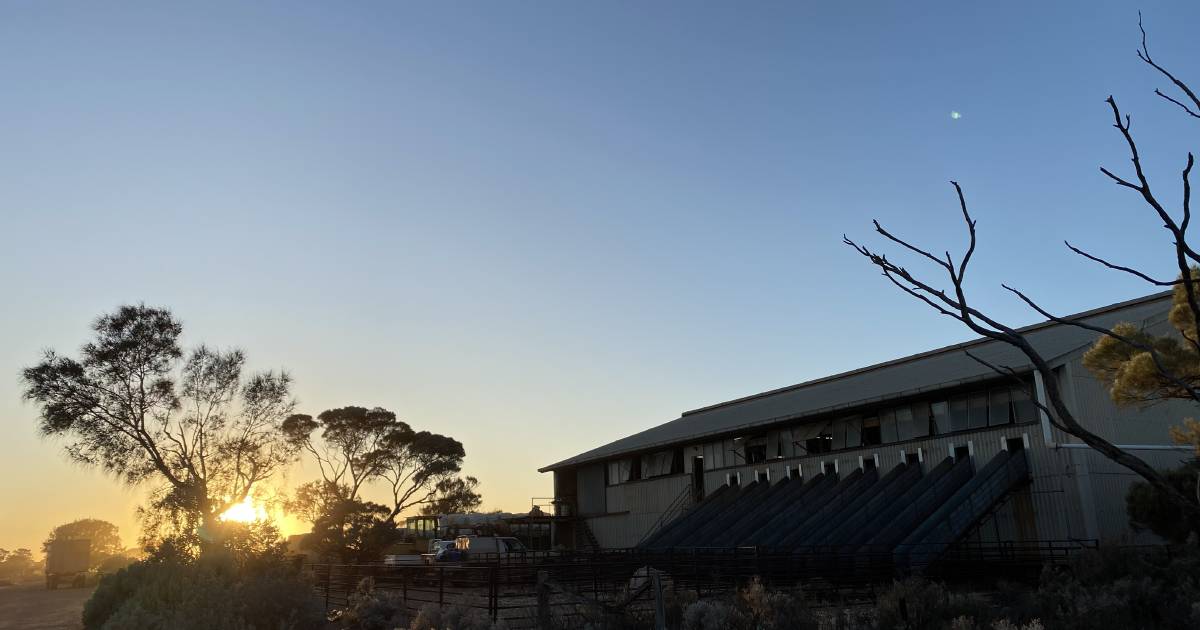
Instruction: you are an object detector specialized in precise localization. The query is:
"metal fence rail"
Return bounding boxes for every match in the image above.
[307,540,1097,628]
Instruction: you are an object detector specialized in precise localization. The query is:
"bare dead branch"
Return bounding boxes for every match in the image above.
[962,350,1067,432]
[1064,241,1180,286]
[1138,11,1200,119]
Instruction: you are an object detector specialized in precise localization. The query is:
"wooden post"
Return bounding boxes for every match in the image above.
[536,570,551,630]
[490,566,498,621]
[323,565,330,612]
[652,571,666,630]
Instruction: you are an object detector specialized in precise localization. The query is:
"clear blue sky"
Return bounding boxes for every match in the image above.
[2,1,1198,551]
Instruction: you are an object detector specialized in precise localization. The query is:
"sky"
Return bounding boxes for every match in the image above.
[2,1,1199,553]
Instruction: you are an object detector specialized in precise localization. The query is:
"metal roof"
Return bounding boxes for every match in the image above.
[539,292,1172,472]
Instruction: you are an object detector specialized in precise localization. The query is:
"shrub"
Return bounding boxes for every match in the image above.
[409,602,508,630]
[736,578,818,630]
[875,577,991,630]
[1125,463,1200,543]
[339,577,410,630]
[681,599,749,630]
[1026,545,1200,630]
[83,549,322,630]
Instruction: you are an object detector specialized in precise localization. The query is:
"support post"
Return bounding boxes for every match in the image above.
[653,571,666,630]
[537,570,551,630]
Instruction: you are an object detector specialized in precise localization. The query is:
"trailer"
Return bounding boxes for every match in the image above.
[45,539,90,589]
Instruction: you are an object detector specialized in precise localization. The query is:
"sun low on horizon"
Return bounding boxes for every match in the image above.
[218,496,269,524]
[217,496,305,538]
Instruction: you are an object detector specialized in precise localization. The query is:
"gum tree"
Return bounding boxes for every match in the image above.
[22,304,301,535]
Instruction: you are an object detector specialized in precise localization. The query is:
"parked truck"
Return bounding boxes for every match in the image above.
[45,539,90,589]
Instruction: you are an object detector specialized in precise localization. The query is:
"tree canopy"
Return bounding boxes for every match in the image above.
[0,549,39,582]
[284,405,466,523]
[22,305,303,536]
[43,518,124,571]
[421,475,483,515]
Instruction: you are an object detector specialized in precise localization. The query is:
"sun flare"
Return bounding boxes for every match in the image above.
[219,496,268,523]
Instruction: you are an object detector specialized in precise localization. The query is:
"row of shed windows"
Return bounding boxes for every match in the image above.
[603,383,1037,485]
[606,448,683,485]
[773,383,1036,459]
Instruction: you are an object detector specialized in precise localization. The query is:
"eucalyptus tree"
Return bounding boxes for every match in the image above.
[22,305,302,534]
[283,406,467,523]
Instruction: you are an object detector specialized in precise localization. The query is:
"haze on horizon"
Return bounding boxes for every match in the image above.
[3,1,1199,553]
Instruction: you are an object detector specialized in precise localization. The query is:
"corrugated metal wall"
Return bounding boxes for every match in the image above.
[590,474,691,548]
[565,305,1200,549]
[576,463,607,515]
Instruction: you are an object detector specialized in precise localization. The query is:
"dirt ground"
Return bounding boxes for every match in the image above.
[0,583,94,630]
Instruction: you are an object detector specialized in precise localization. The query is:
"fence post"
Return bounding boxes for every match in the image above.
[537,570,551,630]
[653,571,666,630]
[487,566,496,621]
[323,565,330,612]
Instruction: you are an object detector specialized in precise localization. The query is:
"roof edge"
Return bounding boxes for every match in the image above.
[539,290,1172,473]
[679,290,1170,418]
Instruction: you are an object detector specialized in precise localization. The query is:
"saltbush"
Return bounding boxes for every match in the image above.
[874,577,991,630]
[339,577,410,630]
[410,602,508,630]
[1018,544,1200,630]
[82,549,322,630]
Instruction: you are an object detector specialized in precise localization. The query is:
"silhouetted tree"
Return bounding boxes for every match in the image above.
[21,305,303,537]
[283,405,466,523]
[43,518,124,571]
[380,430,465,522]
[0,549,39,582]
[845,14,1200,521]
[421,476,483,515]
[282,406,400,503]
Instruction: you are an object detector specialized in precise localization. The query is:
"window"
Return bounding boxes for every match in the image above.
[641,451,674,478]
[949,396,970,432]
[931,400,950,435]
[755,469,768,483]
[796,421,833,454]
[968,391,989,429]
[1011,387,1035,422]
[904,451,921,465]
[895,405,914,440]
[884,407,903,442]
[910,401,931,438]
[954,444,971,460]
[863,456,877,471]
[861,416,882,446]
[744,437,768,464]
[833,416,860,450]
[988,388,1012,426]
[606,459,631,485]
